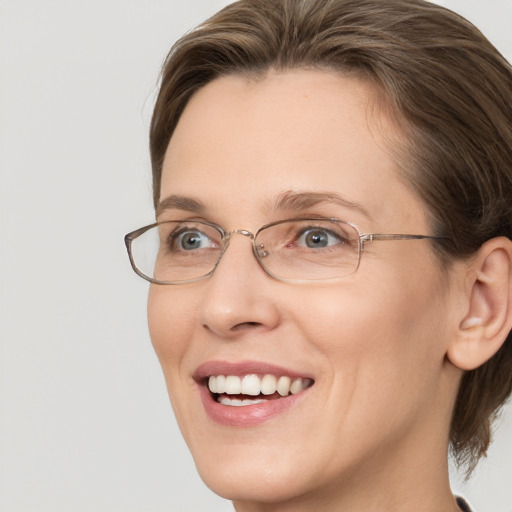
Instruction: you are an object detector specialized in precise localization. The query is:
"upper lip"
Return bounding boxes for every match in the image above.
[193,360,315,381]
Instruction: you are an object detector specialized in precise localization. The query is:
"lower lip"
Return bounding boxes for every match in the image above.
[198,384,309,427]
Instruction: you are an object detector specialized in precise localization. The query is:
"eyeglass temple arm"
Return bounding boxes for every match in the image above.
[361,234,445,243]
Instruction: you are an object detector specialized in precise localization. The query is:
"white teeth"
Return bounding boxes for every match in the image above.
[225,375,242,394]
[290,378,305,395]
[242,399,267,406]
[215,375,226,394]
[241,374,261,396]
[261,374,277,395]
[219,397,268,406]
[208,375,216,394]
[207,374,313,401]
[277,376,291,396]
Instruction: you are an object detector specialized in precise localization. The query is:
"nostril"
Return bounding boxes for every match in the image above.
[233,321,262,330]
[202,321,263,334]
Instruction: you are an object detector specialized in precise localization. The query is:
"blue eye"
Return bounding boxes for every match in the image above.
[296,228,343,248]
[171,229,215,251]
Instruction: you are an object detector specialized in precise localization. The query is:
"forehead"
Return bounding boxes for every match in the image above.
[160,69,426,232]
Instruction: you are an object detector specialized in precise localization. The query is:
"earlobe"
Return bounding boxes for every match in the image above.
[447,237,512,371]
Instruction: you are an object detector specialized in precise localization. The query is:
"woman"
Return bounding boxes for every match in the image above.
[125,0,512,510]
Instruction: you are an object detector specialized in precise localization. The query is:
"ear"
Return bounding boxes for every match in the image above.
[447,237,512,371]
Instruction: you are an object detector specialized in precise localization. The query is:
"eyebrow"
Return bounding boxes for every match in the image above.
[270,190,373,220]
[156,190,372,221]
[156,195,205,218]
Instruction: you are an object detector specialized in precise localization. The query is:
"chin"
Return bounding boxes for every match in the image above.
[194,452,318,505]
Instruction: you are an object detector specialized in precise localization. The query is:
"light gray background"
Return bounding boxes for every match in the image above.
[0,1,510,511]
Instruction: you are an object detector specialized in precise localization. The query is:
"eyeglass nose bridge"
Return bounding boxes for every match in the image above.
[230,229,255,239]
[216,228,269,274]
[220,229,255,250]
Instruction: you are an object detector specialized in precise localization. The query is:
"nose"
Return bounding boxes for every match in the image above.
[199,231,280,338]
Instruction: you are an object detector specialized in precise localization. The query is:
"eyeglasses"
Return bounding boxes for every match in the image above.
[124,217,444,284]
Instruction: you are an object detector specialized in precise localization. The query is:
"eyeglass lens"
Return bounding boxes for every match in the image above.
[129,219,362,283]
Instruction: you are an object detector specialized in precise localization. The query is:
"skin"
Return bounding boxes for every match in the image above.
[148,70,466,512]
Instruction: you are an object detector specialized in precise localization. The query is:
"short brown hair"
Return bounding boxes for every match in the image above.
[149,0,512,472]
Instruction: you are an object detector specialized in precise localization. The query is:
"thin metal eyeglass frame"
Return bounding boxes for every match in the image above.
[124,217,446,285]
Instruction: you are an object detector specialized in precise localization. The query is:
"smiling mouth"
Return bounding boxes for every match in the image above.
[207,374,314,406]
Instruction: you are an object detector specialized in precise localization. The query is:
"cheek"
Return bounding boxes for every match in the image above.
[147,286,195,368]
[290,277,449,412]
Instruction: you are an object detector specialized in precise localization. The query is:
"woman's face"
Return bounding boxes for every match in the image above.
[148,70,460,507]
